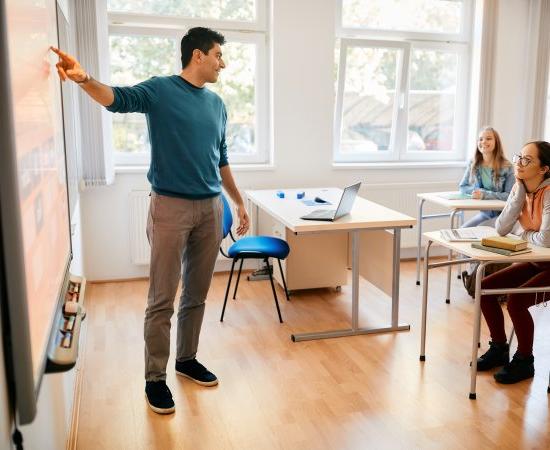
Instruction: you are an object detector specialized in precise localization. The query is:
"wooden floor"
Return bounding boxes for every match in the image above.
[75,261,550,450]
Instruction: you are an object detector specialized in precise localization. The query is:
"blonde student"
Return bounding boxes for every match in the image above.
[477,141,550,384]
[459,127,514,227]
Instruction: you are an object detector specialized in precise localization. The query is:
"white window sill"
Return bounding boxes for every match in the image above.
[115,163,276,175]
[332,161,469,170]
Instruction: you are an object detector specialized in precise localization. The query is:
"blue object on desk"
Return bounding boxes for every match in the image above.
[296,191,305,199]
[276,191,285,198]
[314,196,329,203]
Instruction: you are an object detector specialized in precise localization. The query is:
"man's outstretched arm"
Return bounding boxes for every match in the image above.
[50,46,114,106]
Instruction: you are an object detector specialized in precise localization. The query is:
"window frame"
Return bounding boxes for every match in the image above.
[334,39,411,163]
[106,1,270,167]
[334,0,474,164]
[336,0,473,43]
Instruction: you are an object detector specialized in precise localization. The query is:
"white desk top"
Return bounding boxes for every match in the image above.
[246,188,416,233]
[417,191,506,211]
[424,229,550,262]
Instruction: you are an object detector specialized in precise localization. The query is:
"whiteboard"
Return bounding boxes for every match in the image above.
[0,0,71,424]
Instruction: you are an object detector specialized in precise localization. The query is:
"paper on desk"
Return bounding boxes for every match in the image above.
[438,192,472,200]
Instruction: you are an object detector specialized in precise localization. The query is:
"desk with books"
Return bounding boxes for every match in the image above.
[415,192,507,301]
[419,228,550,399]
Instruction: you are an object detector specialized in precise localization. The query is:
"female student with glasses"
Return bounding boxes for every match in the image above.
[458,127,515,227]
[477,140,550,384]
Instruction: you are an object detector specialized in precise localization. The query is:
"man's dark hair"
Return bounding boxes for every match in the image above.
[180,27,225,69]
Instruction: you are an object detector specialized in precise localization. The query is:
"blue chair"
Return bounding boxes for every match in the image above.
[220,194,290,323]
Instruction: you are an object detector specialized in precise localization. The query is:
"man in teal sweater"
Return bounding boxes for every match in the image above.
[52,27,249,414]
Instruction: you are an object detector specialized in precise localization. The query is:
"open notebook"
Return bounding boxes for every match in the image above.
[440,226,496,242]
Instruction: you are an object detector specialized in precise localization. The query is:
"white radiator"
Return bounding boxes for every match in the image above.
[128,190,240,266]
[129,191,150,265]
[360,181,458,248]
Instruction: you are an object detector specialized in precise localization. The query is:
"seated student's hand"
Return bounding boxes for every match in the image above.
[471,190,483,199]
[236,205,250,236]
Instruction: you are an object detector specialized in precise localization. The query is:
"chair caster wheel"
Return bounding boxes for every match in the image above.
[445,299,450,304]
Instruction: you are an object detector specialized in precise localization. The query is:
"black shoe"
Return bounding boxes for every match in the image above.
[494,352,535,384]
[145,380,175,414]
[176,358,218,386]
[475,341,509,371]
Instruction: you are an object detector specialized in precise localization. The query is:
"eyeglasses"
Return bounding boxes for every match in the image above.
[512,154,534,167]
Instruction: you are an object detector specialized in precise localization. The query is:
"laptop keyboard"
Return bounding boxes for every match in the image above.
[307,210,334,218]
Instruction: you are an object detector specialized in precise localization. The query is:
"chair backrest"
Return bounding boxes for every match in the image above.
[221,194,233,239]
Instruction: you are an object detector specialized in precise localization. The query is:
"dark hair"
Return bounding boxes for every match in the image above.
[526,140,550,179]
[180,27,225,69]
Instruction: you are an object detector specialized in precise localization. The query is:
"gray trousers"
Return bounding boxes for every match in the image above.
[144,192,223,381]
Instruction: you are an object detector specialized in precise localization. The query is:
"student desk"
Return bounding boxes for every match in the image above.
[245,188,416,342]
[415,192,506,300]
[419,229,550,399]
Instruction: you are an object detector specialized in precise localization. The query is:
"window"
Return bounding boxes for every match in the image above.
[107,1,269,165]
[334,0,473,163]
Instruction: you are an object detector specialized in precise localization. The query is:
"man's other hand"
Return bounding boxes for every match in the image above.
[235,205,250,236]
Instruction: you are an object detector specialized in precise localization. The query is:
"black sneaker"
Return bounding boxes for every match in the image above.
[494,352,535,384]
[175,358,218,386]
[145,380,175,414]
[475,341,509,371]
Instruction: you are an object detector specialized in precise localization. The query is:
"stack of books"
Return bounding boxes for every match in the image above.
[471,236,531,256]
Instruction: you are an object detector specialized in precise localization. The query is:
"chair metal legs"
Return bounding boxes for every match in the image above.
[220,258,237,322]
[266,258,283,323]
[277,258,290,301]
[221,257,287,323]
[232,259,244,299]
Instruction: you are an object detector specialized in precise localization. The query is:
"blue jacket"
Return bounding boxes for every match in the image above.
[458,162,514,201]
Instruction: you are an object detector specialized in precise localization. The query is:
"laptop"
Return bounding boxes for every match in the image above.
[300,182,361,221]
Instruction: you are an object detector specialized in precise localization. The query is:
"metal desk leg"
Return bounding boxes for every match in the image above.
[351,229,359,330]
[416,198,426,285]
[457,211,465,279]
[392,228,401,327]
[445,210,459,304]
[291,228,410,342]
[469,262,487,399]
[420,240,433,361]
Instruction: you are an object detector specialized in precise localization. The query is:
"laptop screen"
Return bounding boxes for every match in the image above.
[334,182,361,219]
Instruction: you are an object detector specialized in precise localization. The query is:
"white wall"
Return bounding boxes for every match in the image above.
[490,0,531,155]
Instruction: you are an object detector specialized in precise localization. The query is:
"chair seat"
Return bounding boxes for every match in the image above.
[228,236,290,259]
